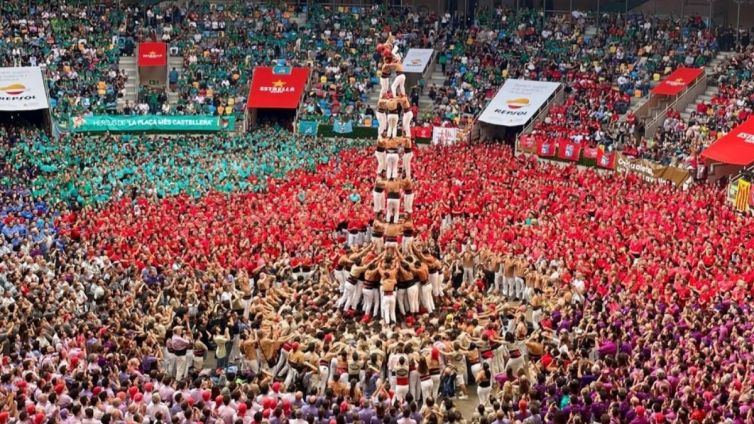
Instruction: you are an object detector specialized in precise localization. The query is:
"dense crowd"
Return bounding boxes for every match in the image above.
[3,4,754,424]
[3,117,754,423]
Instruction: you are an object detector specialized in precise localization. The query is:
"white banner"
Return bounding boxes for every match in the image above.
[0,67,48,111]
[432,126,459,146]
[402,49,434,73]
[478,79,560,127]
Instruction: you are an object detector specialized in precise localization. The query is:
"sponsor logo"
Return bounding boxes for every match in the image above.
[0,83,38,101]
[737,131,754,144]
[259,79,295,94]
[408,59,423,65]
[142,50,164,59]
[665,77,687,87]
[564,144,575,158]
[506,97,529,109]
[541,144,551,155]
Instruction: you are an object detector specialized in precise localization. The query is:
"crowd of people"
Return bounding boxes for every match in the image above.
[4,4,754,424]
[3,119,754,422]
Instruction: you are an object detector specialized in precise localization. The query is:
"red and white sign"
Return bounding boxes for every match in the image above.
[651,67,704,96]
[557,140,582,161]
[247,67,309,109]
[596,150,617,170]
[701,117,754,166]
[138,42,167,67]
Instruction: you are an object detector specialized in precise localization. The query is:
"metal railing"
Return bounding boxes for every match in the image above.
[643,73,708,138]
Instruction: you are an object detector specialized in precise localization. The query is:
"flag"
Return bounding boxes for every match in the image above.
[518,135,536,153]
[735,179,751,212]
[412,126,432,139]
[298,120,318,136]
[583,147,599,159]
[333,120,353,134]
[596,150,616,169]
[536,139,556,157]
[557,140,582,161]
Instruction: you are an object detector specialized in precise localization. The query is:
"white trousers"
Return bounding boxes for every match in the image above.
[381,293,396,324]
[397,288,408,315]
[373,190,385,213]
[387,114,399,138]
[391,74,406,96]
[420,283,434,313]
[338,281,356,309]
[372,236,384,253]
[334,270,346,293]
[362,287,380,317]
[407,284,420,313]
[401,236,413,255]
[477,385,491,407]
[420,378,433,402]
[402,152,413,181]
[375,150,386,175]
[376,111,387,136]
[430,272,441,297]
[386,152,399,179]
[386,197,400,223]
[379,77,391,97]
[175,354,188,381]
[346,281,363,311]
[402,110,413,138]
[403,192,414,213]
[395,384,409,402]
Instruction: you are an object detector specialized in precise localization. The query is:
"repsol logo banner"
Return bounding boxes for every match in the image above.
[479,79,560,127]
[0,67,49,111]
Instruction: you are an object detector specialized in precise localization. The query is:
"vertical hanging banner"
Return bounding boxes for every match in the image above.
[536,139,556,157]
[557,140,582,161]
[596,150,617,170]
[138,42,168,88]
[735,179,751,212]
[333,120,353,134]
[298,120,318,136]
[432,126,459,146]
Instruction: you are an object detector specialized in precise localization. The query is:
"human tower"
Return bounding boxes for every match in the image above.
[334,36,444,325]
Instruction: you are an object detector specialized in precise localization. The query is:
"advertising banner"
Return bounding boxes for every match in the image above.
[247,67,309,109]
[652,67,704,96]
[478,79,560,127]
[137,42,168,67]
[615,154,690,186]
[70,115,235,132]
[0,67,48,111]
[402,49,434,73]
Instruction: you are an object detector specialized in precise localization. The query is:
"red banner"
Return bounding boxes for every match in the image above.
[583,147,599,159]
[596,150,617,169]
[536,139,556,157]
[651,67,704,96]
[412,126,432,139]
[557,140,582,161]
[518,135,536,153]
[247,67,309,110]
[701,116,754,166]
[138,42,167,67]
